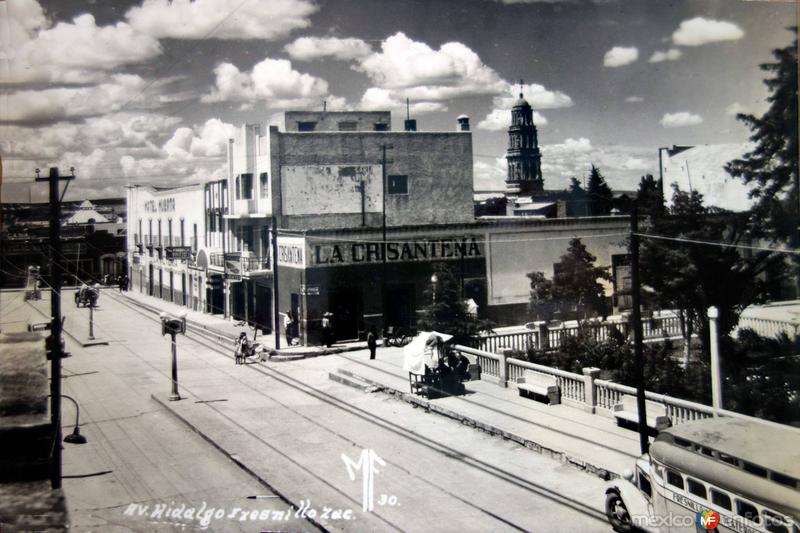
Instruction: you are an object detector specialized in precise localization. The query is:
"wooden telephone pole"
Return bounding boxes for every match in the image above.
[36,166,74,489]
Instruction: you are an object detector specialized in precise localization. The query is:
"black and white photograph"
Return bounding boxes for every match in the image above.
[1,0,798,531]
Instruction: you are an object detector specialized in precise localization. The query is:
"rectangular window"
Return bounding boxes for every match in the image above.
[374,123,388,131]
[666,470,684,490]
[240,173,253,200]
[260,172,269,197]
[235,176,241,199]
[743,462,768,478]
[138,219,142,243]
[687,478,707,499]
[298,121,316,132]
[180,219,185,247]
[637,470,652,498]
[710,489,732,510]
[763,510,790,533]
[338,121,357,131]
[388,174,408,195]
[193,223,198,252]
[168,219,173,247]
[158,220,162,246]
[736,499,761,524]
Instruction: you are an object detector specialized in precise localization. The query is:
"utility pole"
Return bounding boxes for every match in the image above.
[380,144,393,335]
[630,203,649,455]
[271,216,280,350]
[36,166,74,489]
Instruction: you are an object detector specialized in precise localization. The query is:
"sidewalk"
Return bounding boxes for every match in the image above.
[331,348,642,478]
[117,289,369,358]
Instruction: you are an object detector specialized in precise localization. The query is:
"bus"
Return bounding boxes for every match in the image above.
[604,416,800,533]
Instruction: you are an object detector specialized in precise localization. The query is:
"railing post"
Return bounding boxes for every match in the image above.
[582,367,601,413]
[498,349,510,388]
[708,306,722,416]
[537,322,549,351]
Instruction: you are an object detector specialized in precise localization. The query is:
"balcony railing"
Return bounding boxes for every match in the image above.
[209,252,270,274]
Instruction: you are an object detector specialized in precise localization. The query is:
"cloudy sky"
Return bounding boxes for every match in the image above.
[0,0,795,202]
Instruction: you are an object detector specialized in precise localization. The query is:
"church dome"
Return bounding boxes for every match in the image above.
[513,93,531,108]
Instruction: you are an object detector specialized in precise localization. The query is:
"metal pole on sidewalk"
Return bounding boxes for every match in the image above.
[169,332,180,401]
[89,303,95,340]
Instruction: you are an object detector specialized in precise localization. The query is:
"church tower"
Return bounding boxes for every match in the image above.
[505,85,543,200]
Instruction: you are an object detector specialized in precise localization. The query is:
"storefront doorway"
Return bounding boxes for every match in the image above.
[329,288,361,341]
[386,284,415,330]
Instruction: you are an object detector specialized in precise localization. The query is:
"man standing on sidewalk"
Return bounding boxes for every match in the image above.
[367,325,378,360]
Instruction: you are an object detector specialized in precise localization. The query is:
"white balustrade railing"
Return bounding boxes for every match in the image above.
[455,344,718,426]
[736,316,799,339]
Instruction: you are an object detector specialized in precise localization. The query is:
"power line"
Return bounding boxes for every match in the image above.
[635,232,800,256]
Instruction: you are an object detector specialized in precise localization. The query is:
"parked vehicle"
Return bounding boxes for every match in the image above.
[605,417,799,533]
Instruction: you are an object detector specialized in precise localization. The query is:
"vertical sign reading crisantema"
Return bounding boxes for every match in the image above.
[276,236,307,269]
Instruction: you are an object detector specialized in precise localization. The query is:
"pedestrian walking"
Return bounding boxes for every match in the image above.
[367,325,378,360]
[322,312,333,347]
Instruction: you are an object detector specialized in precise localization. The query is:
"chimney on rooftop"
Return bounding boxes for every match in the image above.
[457,115,470,131]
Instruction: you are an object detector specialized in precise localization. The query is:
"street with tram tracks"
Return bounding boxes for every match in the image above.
[15,287,615,532]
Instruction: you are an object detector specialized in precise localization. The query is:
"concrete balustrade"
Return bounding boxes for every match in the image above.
[454,343,719,427]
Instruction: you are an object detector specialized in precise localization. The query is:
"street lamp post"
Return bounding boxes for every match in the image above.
[160,311,187,401]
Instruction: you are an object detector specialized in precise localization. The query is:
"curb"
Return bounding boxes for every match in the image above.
[150,394,328,533]
[333,368,618,481]
[117,293,368,360]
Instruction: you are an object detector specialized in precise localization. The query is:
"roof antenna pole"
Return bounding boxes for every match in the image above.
[406,98,410,121]
[323,100,327,112]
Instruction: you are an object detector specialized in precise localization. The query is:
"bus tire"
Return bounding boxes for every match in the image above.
[605,491,633,533]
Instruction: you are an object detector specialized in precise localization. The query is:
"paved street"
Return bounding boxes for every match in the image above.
[13,288,616,532]
[4,289,316,533]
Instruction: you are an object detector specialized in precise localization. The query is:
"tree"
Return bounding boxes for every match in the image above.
[725,29,798,244]
[587,165,613,216]
[725,30,798,296]
[527,271,555,321]
[640,184,785,357]
[551,238,611,319]
[417,262,493,346]
[636,174,665,217]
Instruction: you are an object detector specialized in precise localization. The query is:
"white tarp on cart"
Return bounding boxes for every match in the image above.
[403,331,453,375]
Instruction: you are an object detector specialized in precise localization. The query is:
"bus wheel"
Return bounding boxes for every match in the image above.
[605,492,633,533]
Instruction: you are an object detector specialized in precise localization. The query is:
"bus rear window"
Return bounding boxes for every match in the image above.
[736,499,761,524]
[666,470,684,490]
[687,478,707,499]
[710,489,732,510]
[771,472,797,489]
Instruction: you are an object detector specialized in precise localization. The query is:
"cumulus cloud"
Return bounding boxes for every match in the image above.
[477,82,571,131]
[672,17,744,47]
[649,49,682,63]
[537,137,656,190]
[4,75,159,122]
[356,32,505,98]
[5,2,162,84]
[201,58,346,110]
[473,158,508,191]
[358,88,446,115]
[285,36,372,61]
[625,96,644,103]
[603,46,639,67]
[125,0,317,40]
[3,112,181,160]
[163,118,238,159]
[660,112,704,128]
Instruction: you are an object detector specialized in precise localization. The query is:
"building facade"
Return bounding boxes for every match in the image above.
[127,184,207,311]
